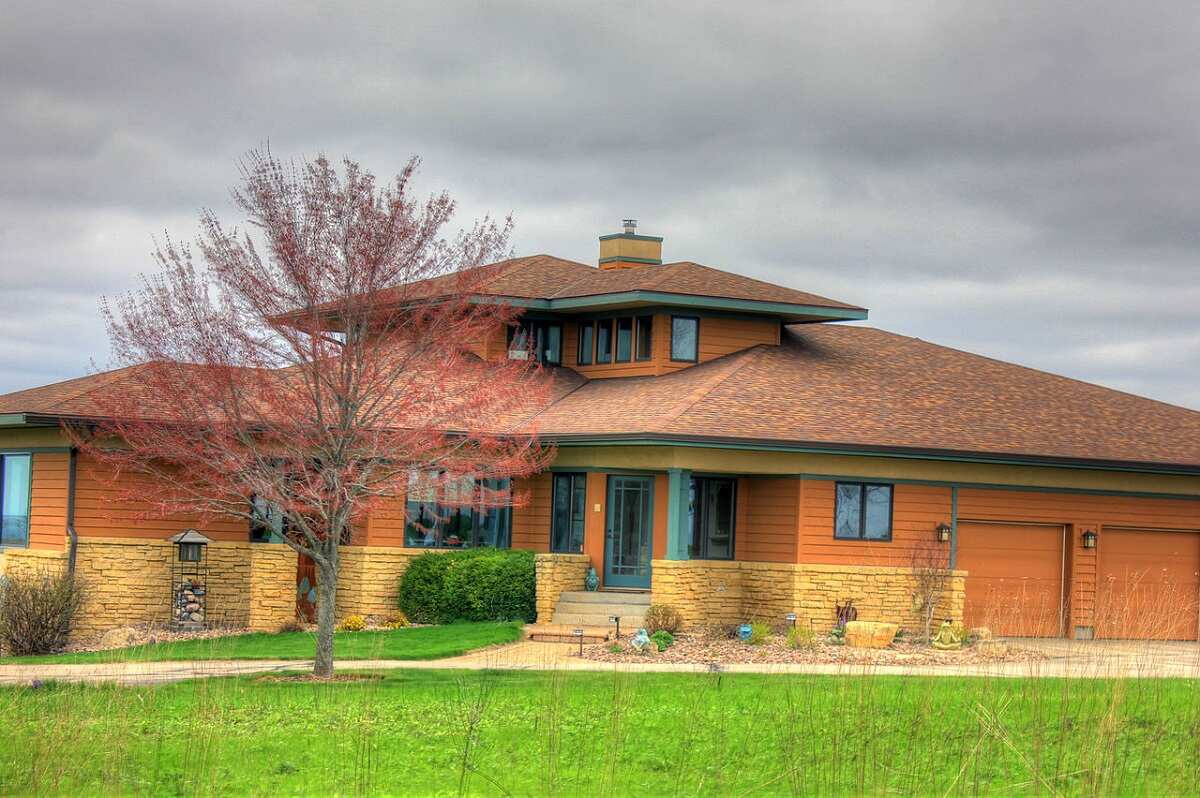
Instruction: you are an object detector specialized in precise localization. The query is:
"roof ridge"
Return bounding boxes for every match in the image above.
[653,346,771,430]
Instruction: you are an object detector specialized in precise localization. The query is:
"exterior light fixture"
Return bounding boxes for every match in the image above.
[572,628,585,656]
[936,522,953,543]
[1081,529,1097,549]
[785,612,797,628]
[167,529,210,631]
[609,615,621,641]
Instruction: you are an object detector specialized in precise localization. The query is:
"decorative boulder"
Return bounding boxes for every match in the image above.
[843,621,898,649]
[98,626,142,650]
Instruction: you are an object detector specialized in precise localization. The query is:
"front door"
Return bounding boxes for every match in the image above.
[605,475,654,589]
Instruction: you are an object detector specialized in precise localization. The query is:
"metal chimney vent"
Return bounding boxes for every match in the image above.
[622,218,637,234]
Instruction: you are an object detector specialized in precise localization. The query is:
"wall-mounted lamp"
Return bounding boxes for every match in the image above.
[1081,529,1097,549]
[935,522,953,543]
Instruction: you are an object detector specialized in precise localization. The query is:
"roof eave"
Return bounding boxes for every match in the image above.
[545,432,1200,476]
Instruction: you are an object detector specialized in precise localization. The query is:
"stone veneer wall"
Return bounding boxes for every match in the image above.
[0,538,297,640]
[533,553,591,623]
[335,546,427,619]
[651,559,966,633]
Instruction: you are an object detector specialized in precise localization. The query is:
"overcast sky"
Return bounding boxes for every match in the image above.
[1,2,1198,408]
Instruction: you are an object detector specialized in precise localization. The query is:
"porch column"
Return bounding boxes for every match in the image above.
[665,468,691,560]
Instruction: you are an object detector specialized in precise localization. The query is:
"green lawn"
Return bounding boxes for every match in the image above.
[0,621,522,664]
[2,670,1198,795]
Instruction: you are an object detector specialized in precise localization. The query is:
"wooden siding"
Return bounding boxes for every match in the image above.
[361,496,407,547]
[511,473,552,552]
[73,454,246,542]
[28,452,69,550]
[798,479,953,567]
[735,477,800,562]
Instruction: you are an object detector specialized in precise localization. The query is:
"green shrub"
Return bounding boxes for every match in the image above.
[643,604,683,634]
[650,630,674,651]
[398,549,535,624]
[747,621,771,645]
[787,625,817,650]
[0,571,85,655]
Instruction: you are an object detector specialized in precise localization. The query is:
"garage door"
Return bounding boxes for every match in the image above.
[1096,529,1200,641]
[957,522,1066,637]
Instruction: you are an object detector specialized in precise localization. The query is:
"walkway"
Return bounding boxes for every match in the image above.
[2,638,1198,686]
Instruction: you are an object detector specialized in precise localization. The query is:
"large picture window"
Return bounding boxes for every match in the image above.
[404,473,512,548]
[834,482,893,541]
[508,320,562,365]
[689,477,735,559]
[670,316,699,362]
[550,472,586,553]
[0,453,31,548]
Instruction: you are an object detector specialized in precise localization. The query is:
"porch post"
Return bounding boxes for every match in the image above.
[665,468,691,560]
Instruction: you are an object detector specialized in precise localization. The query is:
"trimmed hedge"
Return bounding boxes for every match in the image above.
[398,548,535,624]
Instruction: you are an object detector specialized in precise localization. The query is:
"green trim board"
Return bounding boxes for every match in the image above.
[465,291,867,321]
[665,468,691,560]
[598,233,664,242]
[598,256,663,266]
[548,435,1200,477]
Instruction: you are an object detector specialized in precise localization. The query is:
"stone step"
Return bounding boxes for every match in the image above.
[524,624,611,644]
[553,600,650,618]
[557,590,651,606]
[550,612,646,628]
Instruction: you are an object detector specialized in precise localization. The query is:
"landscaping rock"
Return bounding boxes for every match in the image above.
[98,627,142,649]
[844,621,898,649]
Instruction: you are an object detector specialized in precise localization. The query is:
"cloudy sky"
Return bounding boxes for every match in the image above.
[2,2,1198,408]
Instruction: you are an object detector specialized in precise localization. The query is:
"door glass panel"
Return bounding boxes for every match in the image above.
[605,476,652,587]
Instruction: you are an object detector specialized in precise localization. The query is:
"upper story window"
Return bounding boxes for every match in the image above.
[404,472,512,549]
[670,316,699,362]
[508,320,562,365]
[834,482,893,541]
[0,453,31,548]
[579,315,654,366]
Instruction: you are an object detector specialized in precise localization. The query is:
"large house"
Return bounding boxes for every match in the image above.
[1,223,1198,641]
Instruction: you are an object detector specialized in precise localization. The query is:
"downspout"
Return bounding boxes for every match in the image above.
[66,447,78,576]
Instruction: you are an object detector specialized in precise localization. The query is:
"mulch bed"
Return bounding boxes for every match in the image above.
[580,632,1045,666]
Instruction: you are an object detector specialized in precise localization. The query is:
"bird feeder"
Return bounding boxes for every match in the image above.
[167,529,210,630]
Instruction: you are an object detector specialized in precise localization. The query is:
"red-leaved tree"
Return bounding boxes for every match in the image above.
[69,152,553,676]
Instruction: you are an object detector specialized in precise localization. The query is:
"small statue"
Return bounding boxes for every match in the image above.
[931,620,963,650]
[584,566,600,592]
[630,628,651,652]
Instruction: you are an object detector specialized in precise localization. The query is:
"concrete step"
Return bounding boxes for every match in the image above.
[557,590,650,606]
[524,624,611,644]
[553,600,649,618]
[550,612,646,628]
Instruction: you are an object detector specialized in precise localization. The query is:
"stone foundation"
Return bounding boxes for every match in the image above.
[651,559,966,633]
[534,553,591,623]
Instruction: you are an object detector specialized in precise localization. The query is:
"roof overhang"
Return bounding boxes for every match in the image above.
[544,432,1200,477]
[474,291,868,323]
[0,413,62,428]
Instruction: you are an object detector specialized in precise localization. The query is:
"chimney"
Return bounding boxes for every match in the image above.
[598,219,663,270]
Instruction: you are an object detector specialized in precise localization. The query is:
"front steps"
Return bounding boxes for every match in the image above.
[550,590,650,629]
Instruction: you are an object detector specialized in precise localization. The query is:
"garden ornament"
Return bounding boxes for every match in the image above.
[630,628,651,652]
[931,620,963,650]
[737,623,753,641]
[584,566,599,592]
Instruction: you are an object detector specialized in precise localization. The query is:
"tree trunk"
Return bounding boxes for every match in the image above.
[314,559,339,677]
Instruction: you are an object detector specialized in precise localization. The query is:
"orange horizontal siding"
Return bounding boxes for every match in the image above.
[28,452,69,550]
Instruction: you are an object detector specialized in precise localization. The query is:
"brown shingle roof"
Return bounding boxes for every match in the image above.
[534,325,1200,469]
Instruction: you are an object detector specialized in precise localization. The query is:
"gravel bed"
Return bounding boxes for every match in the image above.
[580,632,1045,666]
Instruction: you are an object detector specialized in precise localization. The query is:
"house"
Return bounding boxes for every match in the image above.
[1,222,1198,641]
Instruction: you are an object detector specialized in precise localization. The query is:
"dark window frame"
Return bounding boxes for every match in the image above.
[635,315,653,361]
[507,319,563,365]
[576,321,594,365]
[689,476,736,560]
[670,315,700,362]
[833,482,894,541]
[550,471,587,553]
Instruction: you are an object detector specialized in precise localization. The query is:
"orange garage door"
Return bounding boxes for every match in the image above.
[1096,529,1200,641]
[957,522,1066,637]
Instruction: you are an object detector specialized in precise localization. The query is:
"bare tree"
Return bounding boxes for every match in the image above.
[910,539,954,644]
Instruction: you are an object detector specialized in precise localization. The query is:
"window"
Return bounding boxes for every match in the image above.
[404,472,512,548]
[635,316,653,360]
[249,495,287,543]
[508,320,562,365]
[0,453,31,547]
[577,322,594,365]
[615,317,634,362]
[550,472,586,553]
[670,316,699,362]
[689,477,735,559]
[834,483,893,540]
[596,319,613,363]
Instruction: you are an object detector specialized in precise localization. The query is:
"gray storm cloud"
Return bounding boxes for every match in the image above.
[0,1,1196,407]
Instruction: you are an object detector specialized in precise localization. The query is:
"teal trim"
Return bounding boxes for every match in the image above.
[547,291,868,320]
[598,233,664,243]
[0,446,71,454]
[549,436,1200,479]
[949,487,959,569]
[665,468,692,560]
[0,414,27,426]
[604,475,655,588]
[598,256,663,266]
